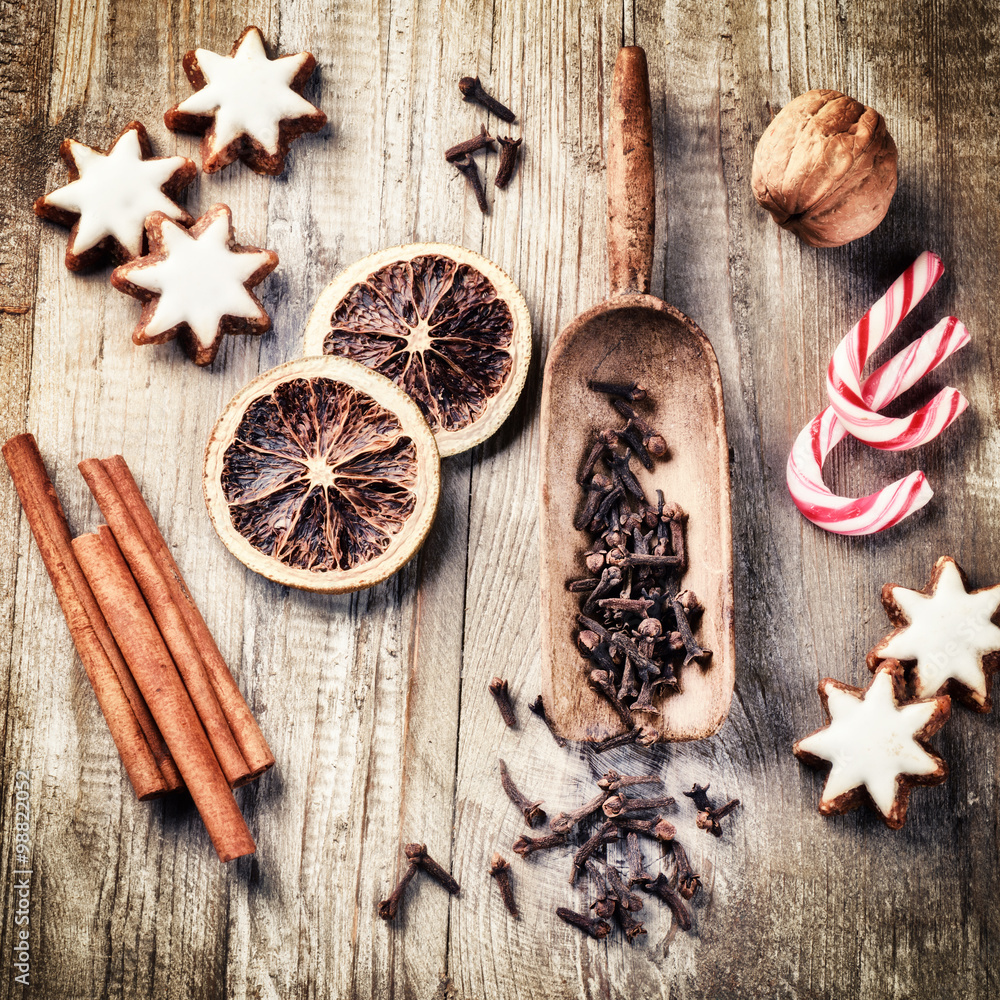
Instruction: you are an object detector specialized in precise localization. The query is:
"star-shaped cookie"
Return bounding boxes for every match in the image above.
[33,120,197,271]
[868,556,1000,711]
[164,26,327,175]
[111,203,278,366]
[793,659,950,829]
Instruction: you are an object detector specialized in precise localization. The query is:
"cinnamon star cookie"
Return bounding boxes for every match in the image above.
[793,659,950,830]
[164,26,327,175]
[111,204,278,366]
[34,121,196,271]
[868,556,1000,711]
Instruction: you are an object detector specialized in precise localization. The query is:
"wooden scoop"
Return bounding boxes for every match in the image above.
[539,47,734,743]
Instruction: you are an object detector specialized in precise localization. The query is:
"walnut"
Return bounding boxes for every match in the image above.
[751,89,898,248]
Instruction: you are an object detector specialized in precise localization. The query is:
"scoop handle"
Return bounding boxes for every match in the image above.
[607,46,655,297]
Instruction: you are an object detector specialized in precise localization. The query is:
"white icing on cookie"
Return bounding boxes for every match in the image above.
[175,28,319,155]
[880,559,1000,700]
[42,128,191,257]
[128,214,272,349]
[796,670,939,818]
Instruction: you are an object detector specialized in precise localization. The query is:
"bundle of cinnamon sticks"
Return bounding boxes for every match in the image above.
[2,434,273,863]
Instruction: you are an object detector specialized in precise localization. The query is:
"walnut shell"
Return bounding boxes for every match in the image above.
[751,89,898,248]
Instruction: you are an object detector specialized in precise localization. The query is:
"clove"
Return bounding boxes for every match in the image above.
[377,859,419,920]
[612,399,668,457]
[643,874,692,931]
[571,820,618,878]
[454,155,488,213]
[458,76,516,123]
[593,725,659,752]
[445,123,494,161]
[670,593,711,667]
[495,135,522,188]
[498,758,546,827]
[556,907,611,940]
[549,790,611,835]
[528,694,568,748]
[586,670,634,728]
[586,379,647,402]
[604,863,643,913]
[597,771,663,793]
[489,853,519,917]
[403,843,460,895]
[603,791,676,819]
[612,816,676,842]
[489,676,517,727]
[684,782,739,837]
[586,859,616,919]
[512,831,568,857]
[625,832,653,888]
[673,840,701,900]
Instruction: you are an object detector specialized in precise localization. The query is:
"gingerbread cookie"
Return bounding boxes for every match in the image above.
[164,26,327,175]
[868,556,1000,711]
[33,121,196,272]
[793,659,950,829]
[110,204,278,366]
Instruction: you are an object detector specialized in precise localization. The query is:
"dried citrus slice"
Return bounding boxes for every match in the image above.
[203,356,439,592]
[302,243,531,457]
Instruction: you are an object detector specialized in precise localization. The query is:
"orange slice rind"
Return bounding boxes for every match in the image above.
[204,355,440,592]
[303,243,531,457]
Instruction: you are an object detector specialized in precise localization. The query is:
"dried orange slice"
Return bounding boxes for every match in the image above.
[203,356,439,592]
[302,243,531,457]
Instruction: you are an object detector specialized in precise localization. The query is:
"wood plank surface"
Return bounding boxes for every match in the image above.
[1,1,998,998]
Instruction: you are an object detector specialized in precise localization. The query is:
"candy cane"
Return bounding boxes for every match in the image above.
[787,315,970,535]
[826,251,968,449]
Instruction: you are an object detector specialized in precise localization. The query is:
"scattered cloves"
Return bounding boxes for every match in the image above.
[556,906,611,940]
[489,676,517,727]
[458,76,516,123]
[498,758,546,827]
[490,853,519,917]
[403,843,461,895]
[445,123,495,162]
[495,135,523,188]
[454,154,489,213]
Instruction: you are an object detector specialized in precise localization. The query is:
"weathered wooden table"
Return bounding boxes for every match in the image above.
[2,1,998,997]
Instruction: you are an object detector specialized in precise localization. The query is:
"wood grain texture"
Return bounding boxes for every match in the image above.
[1,0,999,998]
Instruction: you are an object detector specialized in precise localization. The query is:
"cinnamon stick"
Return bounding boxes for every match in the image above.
[73,531,256,862]
[78,459,251,787]
[1,434,169,800]
[100,456,273,780]
[87,526,183,791]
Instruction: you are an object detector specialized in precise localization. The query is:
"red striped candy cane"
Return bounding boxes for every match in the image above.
[787,315,970,535]
[826,251,968,449]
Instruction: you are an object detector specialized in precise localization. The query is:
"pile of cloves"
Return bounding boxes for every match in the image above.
[502,765,736,943]
[568,381,712,735]
[448,76,523,213]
